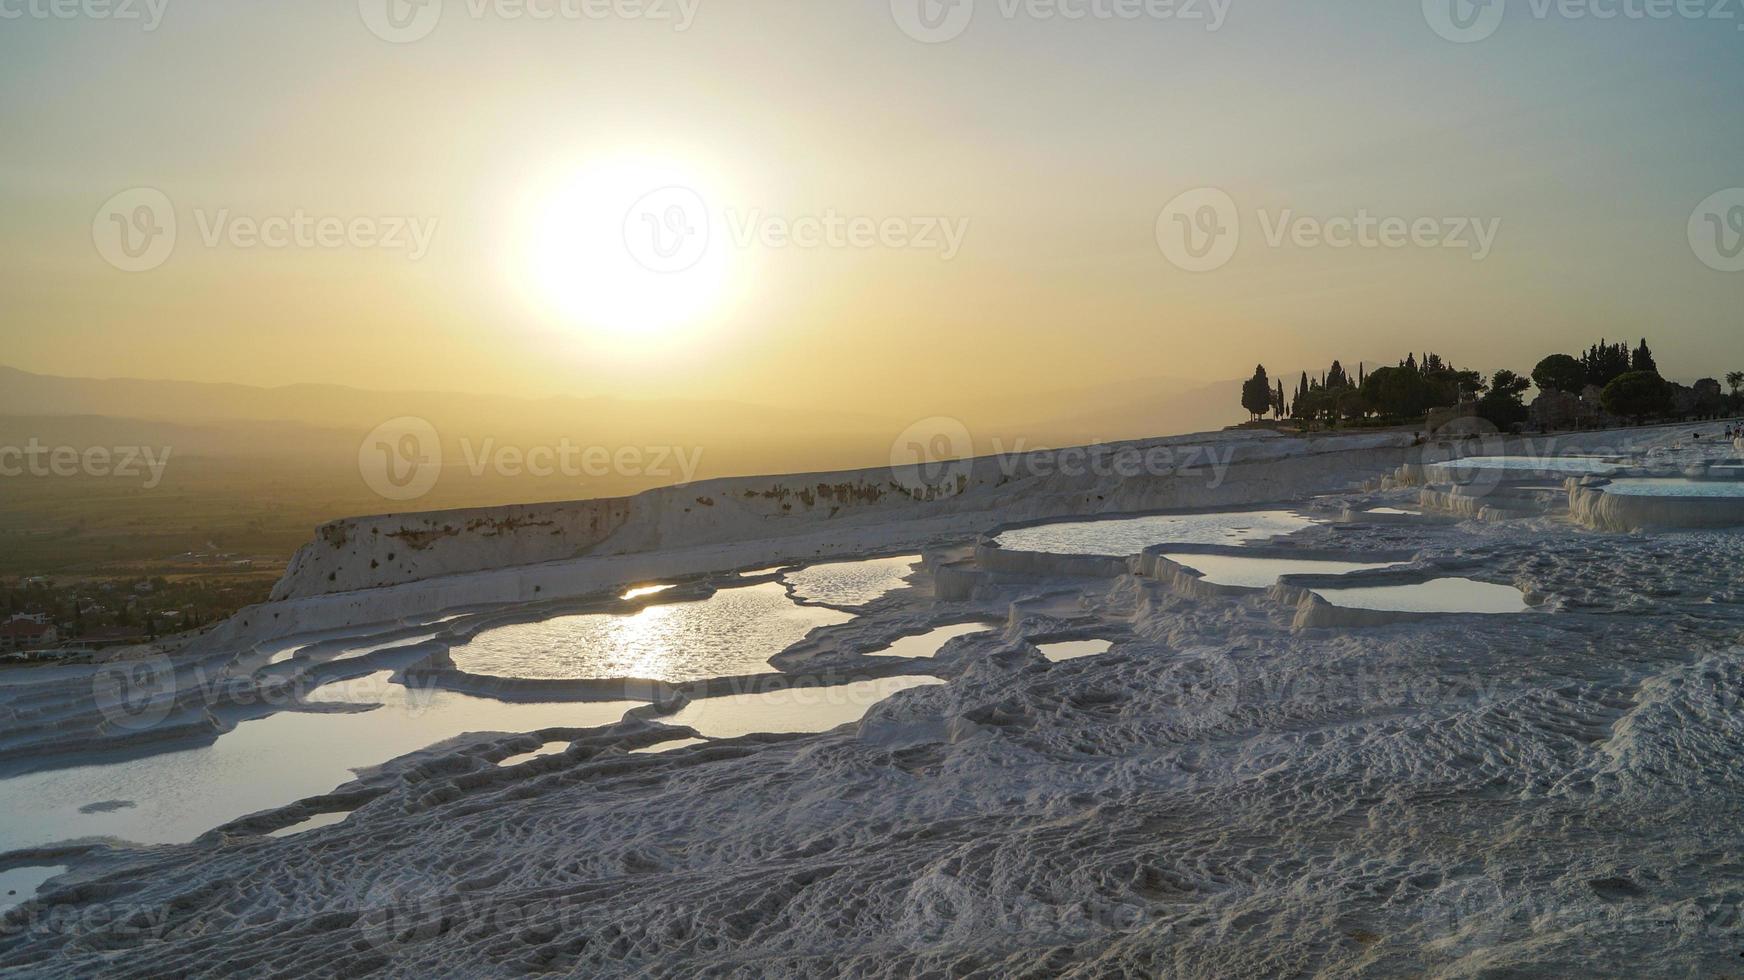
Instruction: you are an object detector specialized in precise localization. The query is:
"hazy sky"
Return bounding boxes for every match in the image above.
[3,1,1742,406]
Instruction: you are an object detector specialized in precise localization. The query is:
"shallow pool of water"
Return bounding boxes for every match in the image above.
[1603,478,1744,498]
[995,511,1320,557]
[1163,553,1406,589]
[497,740,571,767]
[782,556,920,607]
[0,673,637,851]
[452,583,853,682]
[622,585,675,600]
[659,676,944,740]
[1311,578,1529,614]
[267,631,443,667]
[629,737,709,754]
[1365,507,1418,516]
[1038,640,1113,662]
[1428,456,1619,478]
[268,810,353,838]
[869,622,1000,659]
[0,865,64,913]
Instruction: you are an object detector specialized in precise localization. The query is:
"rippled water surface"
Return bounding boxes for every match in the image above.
[452,583,853,682]
[0,673,635,851]
[783,556,920,606]
[660,677,944,739]
[995,511,1320,557]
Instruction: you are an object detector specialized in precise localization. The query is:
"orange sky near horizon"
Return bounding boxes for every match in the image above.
[3,2,1741,409]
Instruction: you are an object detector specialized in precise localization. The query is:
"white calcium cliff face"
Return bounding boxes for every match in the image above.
[271,498,633,602]
[269,430,1418,607]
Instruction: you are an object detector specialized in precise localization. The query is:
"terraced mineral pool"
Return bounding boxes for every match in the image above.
[659,676,944,740]
[1366,507,1418,516]
[496,741,570,767]
[268,810,353,838]
[869,622,1001,659]
[267,630,444,667]
[630,737,708,754]
[1162,554,1406,589]
[0,865,64,913]
[259,624,413,666]
[994,510,1320,557]
[0,673,637,852]
[1602,478,1744,498]
[622,584,675,600]
[1427,456,1620,479]
[1038,640,1113,662]
[450,582,853,682]
[1311,578,1529,614]
[782,556,920,606]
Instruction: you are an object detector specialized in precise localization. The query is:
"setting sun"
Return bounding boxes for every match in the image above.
[518,156,734,341]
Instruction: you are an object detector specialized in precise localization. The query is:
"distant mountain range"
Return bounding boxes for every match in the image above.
[0,364,1263,574]
[0,365,1250,478]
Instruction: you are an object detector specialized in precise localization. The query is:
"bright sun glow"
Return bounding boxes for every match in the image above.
[520,157,734,340]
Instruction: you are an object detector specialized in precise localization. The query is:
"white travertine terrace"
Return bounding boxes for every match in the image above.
[1568,479,1744,532]
[249,430,1417,639]
[6,422,1744,977]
